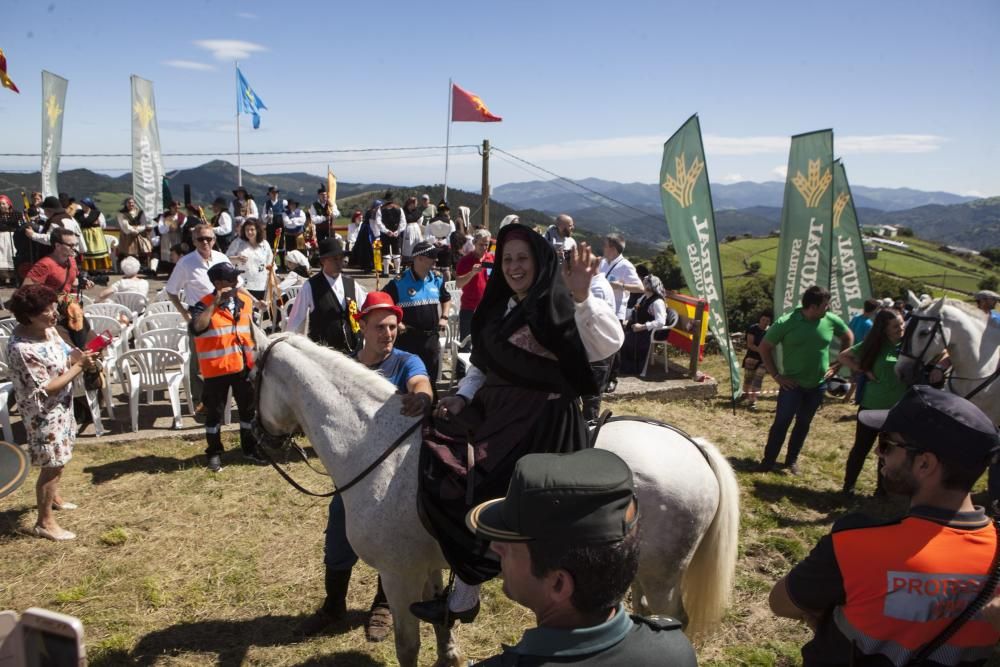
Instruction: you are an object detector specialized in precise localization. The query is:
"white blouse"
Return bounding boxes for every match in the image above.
[227,239,274,292]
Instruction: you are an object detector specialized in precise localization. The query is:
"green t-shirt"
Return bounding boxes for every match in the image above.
[764,308,848,388]
[849,340,908,410]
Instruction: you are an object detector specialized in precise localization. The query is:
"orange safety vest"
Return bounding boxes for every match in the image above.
[832,515,998,665]
[194,292,256,379]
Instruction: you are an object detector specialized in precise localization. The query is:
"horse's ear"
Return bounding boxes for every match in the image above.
[907,290,921,308]
[931,296,947,312]
[250,322,269,360]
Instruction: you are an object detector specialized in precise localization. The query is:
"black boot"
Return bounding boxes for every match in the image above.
[294,568,352,637]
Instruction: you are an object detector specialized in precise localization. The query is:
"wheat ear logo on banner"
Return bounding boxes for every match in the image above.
[792,158,832,208]
[662,153,704,208]
[134,97,155,130]
[833,192,850,228]
[45,95,62,127]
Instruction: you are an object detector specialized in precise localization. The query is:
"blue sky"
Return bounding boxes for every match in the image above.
[1,0,997,196]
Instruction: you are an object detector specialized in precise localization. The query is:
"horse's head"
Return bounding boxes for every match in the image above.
[250,332,301,448]
[895,297,947,385]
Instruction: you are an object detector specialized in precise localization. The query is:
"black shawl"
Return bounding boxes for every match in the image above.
[75,207,101,228]
[471,224,596,395]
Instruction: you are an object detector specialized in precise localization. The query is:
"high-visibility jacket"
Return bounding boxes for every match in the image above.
[194,292,255,379]
[832,514,998,665]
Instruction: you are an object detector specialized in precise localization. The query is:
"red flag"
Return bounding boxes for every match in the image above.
[451,83,501,122]
[0,48,20,94]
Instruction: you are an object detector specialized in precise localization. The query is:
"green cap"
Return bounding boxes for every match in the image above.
[465,449,638,544]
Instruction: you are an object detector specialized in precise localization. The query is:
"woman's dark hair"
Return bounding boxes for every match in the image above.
[857,309,902,372]
[403,196,418,210]
[239,218,266,244]
[7,284,59,324]
[527,524,640,621]
[292,265,309,278]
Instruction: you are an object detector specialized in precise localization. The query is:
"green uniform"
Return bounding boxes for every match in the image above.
[473,606,696,666]
[764,308,848,388]
[850,340,907,410]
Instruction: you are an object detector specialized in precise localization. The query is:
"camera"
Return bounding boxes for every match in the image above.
[0,608,86,666]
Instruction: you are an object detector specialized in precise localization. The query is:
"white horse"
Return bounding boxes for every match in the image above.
[896,295,1000,423]
[253,332,740,666]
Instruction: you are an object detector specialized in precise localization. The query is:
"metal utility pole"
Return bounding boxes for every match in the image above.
[481,139,490,231]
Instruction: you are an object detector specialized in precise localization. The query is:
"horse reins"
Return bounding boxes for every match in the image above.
[251,336,423,499]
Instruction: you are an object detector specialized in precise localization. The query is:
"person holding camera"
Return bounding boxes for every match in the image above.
[6,285,98,541]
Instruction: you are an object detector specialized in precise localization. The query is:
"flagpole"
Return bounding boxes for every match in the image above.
[235,61,242,187]
[444,77,452,203]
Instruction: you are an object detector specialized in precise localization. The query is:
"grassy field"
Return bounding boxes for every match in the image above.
[718,235,999,298]
[1,354,996,666]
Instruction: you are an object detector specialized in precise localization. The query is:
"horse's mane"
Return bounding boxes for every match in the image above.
[942,298,984,320]
[270,332,398,400]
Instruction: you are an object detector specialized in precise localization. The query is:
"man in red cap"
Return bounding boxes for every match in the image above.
[296,291,433,642]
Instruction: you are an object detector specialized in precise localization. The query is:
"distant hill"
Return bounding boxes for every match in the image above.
[493,178,978,213]
[866,197,1000,250]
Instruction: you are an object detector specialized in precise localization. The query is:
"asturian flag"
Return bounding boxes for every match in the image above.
[237,67,267,129]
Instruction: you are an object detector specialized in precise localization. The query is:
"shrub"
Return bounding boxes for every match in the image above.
[726,276,773,333]
[978,276,999,291]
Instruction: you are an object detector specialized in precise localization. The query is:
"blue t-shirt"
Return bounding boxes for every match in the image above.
[360,348,428,393]
[848,313,873,343]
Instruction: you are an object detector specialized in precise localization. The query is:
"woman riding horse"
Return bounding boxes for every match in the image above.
[411,223,624,625]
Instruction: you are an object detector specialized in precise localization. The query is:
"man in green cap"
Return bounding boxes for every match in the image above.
[465,448,697,666]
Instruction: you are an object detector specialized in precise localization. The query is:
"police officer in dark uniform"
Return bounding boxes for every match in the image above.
[466,448,698,666]
[383,241,451,385]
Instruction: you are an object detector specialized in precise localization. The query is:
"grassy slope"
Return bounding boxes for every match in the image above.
[718,235,999,297]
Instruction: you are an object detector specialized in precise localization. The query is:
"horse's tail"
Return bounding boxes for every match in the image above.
[681,437,740,639]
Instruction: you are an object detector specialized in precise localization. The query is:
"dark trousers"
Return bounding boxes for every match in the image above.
[843,410,885,493]
[762,385,825,466]
[989,463,1000,514]
[186,327,203,405]
[582,355,614,421]
[606,321,627,384]
[324,495,357,570]
[396,330,440,389]
[202,370,258,457]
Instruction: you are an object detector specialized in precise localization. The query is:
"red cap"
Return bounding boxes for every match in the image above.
[353,292,403,323]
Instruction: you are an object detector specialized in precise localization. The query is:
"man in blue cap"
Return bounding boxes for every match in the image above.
[465,448,697,665]
[770,386,1000,666]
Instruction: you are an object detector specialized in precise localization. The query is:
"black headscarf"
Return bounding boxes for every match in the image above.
[471,223,596,395]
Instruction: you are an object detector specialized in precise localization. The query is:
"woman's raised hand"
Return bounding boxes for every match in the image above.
[563,242,599,303]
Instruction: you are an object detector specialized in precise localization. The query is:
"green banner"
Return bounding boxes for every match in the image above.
[130,75,165,218]
[774,129,834,317]
[659,114,741,400]
[40,71,68,199]
[829,160,873,322]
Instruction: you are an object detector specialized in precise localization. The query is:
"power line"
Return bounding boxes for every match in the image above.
[0,144,480,158]
[492,147,663,223]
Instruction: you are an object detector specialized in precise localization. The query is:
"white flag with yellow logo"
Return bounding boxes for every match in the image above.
[40,71,68,199]
[130,75,165,217]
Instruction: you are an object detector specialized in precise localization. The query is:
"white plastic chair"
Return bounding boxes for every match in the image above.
[0,334,9,368]
[85,314,132,389]
[85,302,133,323]
[145,300,179,316]
[105,235,120,273]
[444,280,462,304]
[109,291,148,318]
[451,335,472,390]
[116,348,192,431]
[136,312,187,334]
[135,327,188,354]
[0,380,14,442]
[79,294,95,306]
[641,326,674,378]
[0,319,17,336]
[282,284,302,302]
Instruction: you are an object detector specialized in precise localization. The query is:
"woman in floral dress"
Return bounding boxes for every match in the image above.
[7,285,96,541]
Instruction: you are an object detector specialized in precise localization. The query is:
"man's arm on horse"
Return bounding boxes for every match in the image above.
[400,374,433,417]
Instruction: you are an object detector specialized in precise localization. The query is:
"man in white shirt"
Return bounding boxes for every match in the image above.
[598,233,643,393]
[311,185,340,244]
[286,237,368,351]
[582,271,620,420]
[165,224,231,405]
[543,214,577,260]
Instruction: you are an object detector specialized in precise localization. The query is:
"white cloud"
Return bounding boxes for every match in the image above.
[771,165,788,179]
[193,39,268,61]
[236,12,258,19]
[718,173,745,184]
[510,133,948,163]
[963,189,986,198]
[162,60,216,71]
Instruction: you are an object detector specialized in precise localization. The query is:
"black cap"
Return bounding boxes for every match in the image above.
[317,237,346,258]
[207,262,243,282]
[0,441,29,500]
[212,196,227,207]
[41,196,61,210]
[410,241,438,258]
[267,185,280,193]
[317,185,327,194]
[859,385,1000,469]
[466,449,638,544]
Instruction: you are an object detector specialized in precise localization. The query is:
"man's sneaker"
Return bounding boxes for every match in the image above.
[207,455,223,472]
[754,461,775,473]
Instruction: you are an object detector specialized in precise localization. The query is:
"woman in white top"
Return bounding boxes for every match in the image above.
[98,256,150,300]
[226,218,273,299]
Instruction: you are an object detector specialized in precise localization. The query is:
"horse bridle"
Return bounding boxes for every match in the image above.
[898,311,1000,400]
[251,336,422,498]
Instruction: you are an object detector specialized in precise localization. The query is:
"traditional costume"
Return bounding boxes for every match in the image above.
[75,199,111,272]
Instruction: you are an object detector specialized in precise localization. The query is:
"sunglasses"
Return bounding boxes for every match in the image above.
[877,433,924,456]
[195,237,214,243]
[56,240,77,248]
